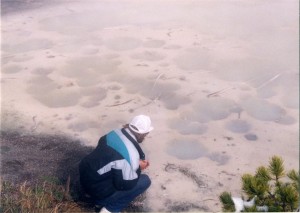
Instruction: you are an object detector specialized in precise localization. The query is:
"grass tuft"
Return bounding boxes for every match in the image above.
[1,179,84,213]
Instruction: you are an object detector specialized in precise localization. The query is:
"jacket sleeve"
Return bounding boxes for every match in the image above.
[111,165,141,190]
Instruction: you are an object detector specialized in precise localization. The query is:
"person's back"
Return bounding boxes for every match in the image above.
[79,115,153,212]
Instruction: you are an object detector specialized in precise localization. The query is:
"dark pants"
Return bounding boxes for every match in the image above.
[95,174,151,212]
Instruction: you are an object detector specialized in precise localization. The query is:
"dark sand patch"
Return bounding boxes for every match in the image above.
[165,200,209,212]
[0,131,147,211]
[1,131,92,195]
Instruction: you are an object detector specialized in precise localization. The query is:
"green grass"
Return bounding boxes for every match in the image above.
[1,178,85,213]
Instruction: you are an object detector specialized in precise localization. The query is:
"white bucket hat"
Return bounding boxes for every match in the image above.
[129,115,154,134]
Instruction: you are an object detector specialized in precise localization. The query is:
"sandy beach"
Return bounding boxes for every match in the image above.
[1,0,299,211]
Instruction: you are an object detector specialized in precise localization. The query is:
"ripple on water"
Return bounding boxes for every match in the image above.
[166,139,208,160]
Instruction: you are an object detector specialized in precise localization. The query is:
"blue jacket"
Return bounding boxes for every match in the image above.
[79,128,145,200]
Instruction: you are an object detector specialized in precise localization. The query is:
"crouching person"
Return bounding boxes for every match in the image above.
[79,115,153,213]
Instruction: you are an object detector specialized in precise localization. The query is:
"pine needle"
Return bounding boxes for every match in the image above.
[105,99,133,107]
[256,73,281,90]
[151,73,164,91]
[207,87,235,98]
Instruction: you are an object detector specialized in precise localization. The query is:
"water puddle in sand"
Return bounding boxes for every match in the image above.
[27,75,81,108]
[244,133,258,141]
[2,65,22,74]
[225,120,251,133]
[1,1,298,212]
[26,67,107,108]
[62,56,121,87]
[166,139,208,160]
[105,37,142,51]
[2,39,54,54]
[143,39,166,48]
[166,139,230,165]
[278,73,299,109]
[131,51,165,61]
[168,119,208,135]
[207,152,230,166]
[179,98,237,123]
[79,86,107,108]
[39,10,125,34]
[109,73,191,110]
[174,48,212,71]
[213,58,277,82]
[240,97,286,122]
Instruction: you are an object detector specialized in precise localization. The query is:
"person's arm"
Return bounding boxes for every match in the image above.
[111,161,141,190]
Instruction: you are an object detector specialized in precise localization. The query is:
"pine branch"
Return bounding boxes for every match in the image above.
[268,156,285,181]
[220,156,299,212]
[219,192,235,212]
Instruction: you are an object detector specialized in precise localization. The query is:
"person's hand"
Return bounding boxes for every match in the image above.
[139,160,149,170]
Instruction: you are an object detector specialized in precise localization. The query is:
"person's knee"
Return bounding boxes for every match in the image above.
[140,174,151,189]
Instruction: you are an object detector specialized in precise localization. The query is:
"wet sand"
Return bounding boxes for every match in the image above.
[1,0,299,211]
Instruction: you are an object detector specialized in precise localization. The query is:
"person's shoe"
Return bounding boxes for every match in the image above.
[94,205,103,213]
[100,207,112,213]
